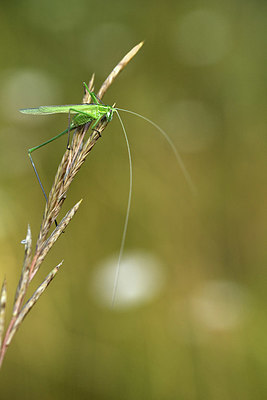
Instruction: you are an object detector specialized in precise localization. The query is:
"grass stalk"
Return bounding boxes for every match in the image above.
[0,41,143,369]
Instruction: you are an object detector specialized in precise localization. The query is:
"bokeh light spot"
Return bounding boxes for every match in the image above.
[174,9,232,65]
[24,0,88,32]
[90,251,166,310]
[190,280,248,331]
[1,69,60,123]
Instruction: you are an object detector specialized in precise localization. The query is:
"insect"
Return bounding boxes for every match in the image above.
[20,87,114,200]
[20,83,195,305]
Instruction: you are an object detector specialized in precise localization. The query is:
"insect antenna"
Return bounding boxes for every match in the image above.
[112,110,133,306]
[116,108,197,196]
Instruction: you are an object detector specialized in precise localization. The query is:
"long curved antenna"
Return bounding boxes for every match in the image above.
[112,110,133,306]
[116,108,197,196]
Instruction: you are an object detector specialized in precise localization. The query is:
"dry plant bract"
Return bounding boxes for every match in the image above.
[0,42,144,368]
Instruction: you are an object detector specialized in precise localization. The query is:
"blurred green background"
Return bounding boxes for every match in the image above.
[0,0,266,398]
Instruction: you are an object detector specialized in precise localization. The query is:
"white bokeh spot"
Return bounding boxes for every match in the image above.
[90,251,166,310]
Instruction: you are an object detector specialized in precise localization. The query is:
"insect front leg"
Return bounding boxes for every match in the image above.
[91,116,102,136]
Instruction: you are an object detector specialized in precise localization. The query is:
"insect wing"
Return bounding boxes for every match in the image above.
[20,105,80,115]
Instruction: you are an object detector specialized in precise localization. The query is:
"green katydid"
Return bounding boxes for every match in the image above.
[20,83,196,305]
[20,87,115,202]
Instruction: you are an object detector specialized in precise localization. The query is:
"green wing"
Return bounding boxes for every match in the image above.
[20,105,82,115]
[20,103,112,122]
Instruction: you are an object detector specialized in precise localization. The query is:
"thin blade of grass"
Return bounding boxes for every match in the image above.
[31,199,82,280]
[0,279,7,349]
[97,41,144,100]
[6,261,63,347]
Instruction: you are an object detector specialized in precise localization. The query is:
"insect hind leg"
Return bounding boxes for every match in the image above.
[28,129,70,227]
[28,152,48,203]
